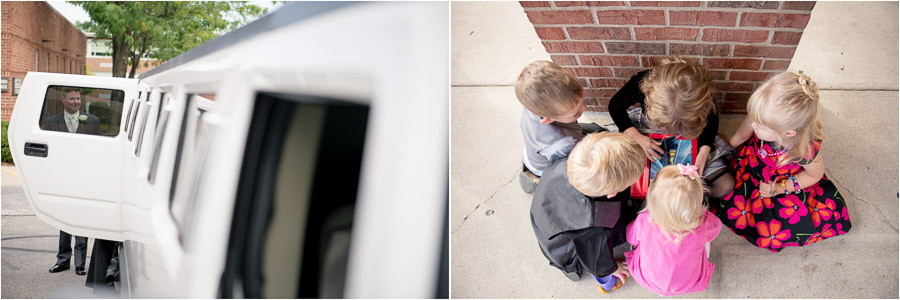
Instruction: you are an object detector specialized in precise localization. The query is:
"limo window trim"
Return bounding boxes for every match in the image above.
[123,98,134,133]
[148,94,171,184]
[133,92,153,157]
[127,92,143,141]
[220,92,369,298]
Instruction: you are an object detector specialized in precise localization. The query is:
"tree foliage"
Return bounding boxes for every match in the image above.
[71,1,268,78]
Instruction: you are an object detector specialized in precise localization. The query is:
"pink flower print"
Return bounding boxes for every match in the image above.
[837,223,848,235]
[762,167,773,182]
[727,195,756,229]
[751,189,774,214]
[756,220,791,250]
[842,207,850,221]
[805,232,821,246]
[775,168,791,177]
[804,224,837,245]
[821,223,837,239]
[806,184,823,198]
[807,198,836,228]
[777,194,809,225]
[748,155,759,168]
[735,171,751,190]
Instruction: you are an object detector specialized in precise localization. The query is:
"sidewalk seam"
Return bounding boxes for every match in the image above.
[452,172,517,234]
[819,88,899,91]
[827,167,899,233]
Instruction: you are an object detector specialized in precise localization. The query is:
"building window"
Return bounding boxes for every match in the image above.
[46,53,50,72]
[56,56,59,73]
[35,49,39,71]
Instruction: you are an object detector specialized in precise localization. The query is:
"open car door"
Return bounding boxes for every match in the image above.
[8,72,138,241]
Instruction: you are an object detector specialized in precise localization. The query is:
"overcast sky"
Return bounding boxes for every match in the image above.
[46,1,284,30]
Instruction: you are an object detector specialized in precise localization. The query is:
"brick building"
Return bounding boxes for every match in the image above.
[1,1,87,121]
[521,1,815,114]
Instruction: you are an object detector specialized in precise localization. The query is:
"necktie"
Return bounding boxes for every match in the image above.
[68,115,77,133]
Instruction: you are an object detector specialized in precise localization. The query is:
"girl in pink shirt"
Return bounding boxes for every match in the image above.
[624,164,722,296]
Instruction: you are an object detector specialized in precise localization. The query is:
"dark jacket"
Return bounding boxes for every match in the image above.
[530,158,638,278]
[44,111,102,135]
[607,70,719,148]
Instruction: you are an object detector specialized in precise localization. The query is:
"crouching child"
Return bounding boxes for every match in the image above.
[530,132,645,290]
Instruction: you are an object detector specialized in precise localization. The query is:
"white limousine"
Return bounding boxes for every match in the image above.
[9,2,448,298]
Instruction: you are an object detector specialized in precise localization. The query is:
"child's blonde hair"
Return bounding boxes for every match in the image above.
[640,56,716,139]
[567,132,645,197]
[515,60,584,118]
[747,71,824,166]
[643,165,708,243]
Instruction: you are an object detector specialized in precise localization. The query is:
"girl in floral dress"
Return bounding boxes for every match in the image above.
[713,72,851,253]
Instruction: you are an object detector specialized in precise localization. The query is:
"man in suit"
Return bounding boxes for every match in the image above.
[43,88,102,135]
[43,88,98,276]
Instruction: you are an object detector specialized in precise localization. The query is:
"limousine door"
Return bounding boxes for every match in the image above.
[8,72,138,241]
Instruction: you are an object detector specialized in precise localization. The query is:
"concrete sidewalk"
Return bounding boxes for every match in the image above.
[451,2,898,298]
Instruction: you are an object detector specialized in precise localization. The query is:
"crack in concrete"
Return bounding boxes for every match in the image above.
[827,168,898,232]
[452,172,517,234]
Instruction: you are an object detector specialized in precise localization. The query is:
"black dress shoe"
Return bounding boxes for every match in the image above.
[75,267,86,275]
[48,264,69,273]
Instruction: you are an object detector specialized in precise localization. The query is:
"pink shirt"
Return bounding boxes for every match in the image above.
[624,211,722,296]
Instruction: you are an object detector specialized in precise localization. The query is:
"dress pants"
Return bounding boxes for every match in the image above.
[85,239,118,296]
[56,230,87,268]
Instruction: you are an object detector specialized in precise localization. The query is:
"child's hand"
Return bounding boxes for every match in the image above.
[758,181,783,197]
[625,128,663,160]
[612,260,630,282]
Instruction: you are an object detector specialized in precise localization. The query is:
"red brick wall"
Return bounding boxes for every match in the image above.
[521,1,815,114]
[1,2,87,121]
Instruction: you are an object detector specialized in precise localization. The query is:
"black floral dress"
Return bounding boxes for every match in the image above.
[712,135,851,253]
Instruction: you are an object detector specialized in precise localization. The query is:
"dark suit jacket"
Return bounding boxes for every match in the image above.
[530,158,637,278]
[44,111,102,135]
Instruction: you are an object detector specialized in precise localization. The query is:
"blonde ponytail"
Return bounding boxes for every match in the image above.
[798,74,820,102]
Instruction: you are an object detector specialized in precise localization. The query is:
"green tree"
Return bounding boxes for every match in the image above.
[71,1,268,78]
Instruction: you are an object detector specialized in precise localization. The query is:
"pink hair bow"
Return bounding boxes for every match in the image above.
[677,164,699,180]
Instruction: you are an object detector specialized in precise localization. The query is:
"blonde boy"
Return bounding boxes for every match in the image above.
[515,61,601,193]
[530,132,644,285]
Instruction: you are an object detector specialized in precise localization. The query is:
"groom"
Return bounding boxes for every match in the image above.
[43,88,101,135]
[43,87,100,275]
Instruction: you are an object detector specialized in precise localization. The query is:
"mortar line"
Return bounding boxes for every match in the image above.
[452,172,517,234]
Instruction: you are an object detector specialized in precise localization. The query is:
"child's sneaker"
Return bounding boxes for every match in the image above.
[592,273,626,294]
[562,269,581,281]
[519,164,539,193]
